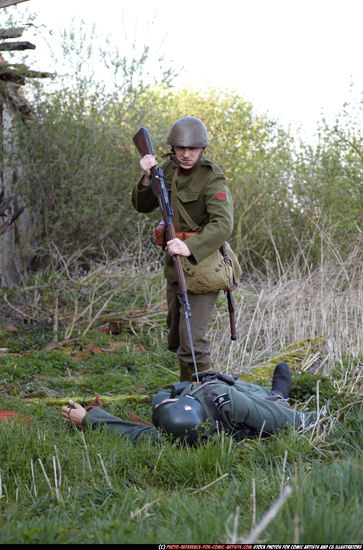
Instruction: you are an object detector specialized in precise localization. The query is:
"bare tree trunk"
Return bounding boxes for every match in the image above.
[0,94,36,287]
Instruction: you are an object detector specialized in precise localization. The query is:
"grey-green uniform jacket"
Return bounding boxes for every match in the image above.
[131,156,234,283]
[178,379,314,436]
[82,379,317,444]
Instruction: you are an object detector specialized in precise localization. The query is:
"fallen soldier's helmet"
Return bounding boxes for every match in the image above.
[152,397,211,444]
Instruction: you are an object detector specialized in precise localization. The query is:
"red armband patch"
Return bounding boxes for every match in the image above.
[216,192,226,199]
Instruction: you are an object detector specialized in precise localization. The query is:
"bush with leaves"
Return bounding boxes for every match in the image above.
[5,19,362,275]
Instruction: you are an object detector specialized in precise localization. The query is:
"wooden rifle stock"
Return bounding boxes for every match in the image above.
[132,126,154,159]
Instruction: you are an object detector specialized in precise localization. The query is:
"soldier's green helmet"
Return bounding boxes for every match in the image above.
[152,397,211,444]
[167,117,210,148]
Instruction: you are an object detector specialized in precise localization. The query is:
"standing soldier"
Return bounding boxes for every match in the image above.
[131,117,239,381]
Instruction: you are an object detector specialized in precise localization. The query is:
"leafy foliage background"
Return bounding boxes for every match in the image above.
[3,21,360,273]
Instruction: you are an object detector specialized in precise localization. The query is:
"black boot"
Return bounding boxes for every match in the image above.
[271,362,292,399]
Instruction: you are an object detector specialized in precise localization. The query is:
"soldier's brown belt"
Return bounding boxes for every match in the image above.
[155,220,198,246]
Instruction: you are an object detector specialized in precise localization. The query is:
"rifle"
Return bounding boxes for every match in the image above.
[220,243,237,341]
[133,127,200,382]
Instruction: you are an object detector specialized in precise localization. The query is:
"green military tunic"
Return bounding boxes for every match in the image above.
[178,379,313,436]
[131,155,234,283]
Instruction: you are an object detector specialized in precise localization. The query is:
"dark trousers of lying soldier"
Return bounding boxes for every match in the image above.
[62,363,317,445]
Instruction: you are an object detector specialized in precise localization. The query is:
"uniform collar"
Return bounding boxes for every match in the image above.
[177,155,203,175]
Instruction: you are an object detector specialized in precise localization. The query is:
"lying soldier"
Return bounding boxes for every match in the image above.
[61,363,317,444]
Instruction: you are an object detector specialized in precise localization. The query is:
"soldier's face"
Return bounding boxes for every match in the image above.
[174,146,204,169]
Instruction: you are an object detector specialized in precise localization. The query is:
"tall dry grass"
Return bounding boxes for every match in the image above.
[5,220,361,388]
[211,239,362,380]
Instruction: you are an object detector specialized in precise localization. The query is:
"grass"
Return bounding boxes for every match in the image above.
[0,403,361,544]
[0,244,362,544]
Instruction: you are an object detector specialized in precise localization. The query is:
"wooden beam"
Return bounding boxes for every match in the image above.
[0,0,29,8]
[0,41,35,51]
[0,64,53,83]
[0,65,24,83]
[0,27,24,39]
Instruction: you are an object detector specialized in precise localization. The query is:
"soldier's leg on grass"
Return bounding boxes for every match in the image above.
[177,290,218,370]
[166,282,180,354]
[207,382,317,434]
[228,385,317,433]
[167,282,188,380]
[167,282,218,381]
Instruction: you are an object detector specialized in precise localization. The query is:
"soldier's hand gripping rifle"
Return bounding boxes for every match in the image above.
[133,127,200,382]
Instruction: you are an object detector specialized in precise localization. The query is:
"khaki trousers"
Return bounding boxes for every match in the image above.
[166,281,219,368]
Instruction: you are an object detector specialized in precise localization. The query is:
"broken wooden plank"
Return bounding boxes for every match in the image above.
[0,63,53,83]
[0,27,24,39]
[0,0,29,8]
[0,40,35,51]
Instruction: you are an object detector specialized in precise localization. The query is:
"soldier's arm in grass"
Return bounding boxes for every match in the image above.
[61,399,159,443]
